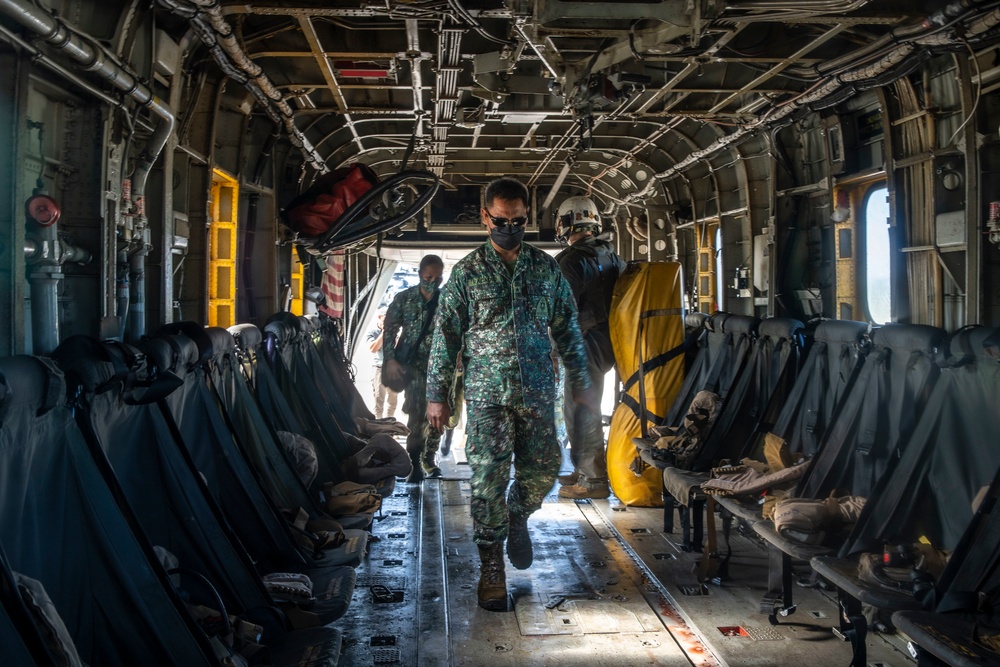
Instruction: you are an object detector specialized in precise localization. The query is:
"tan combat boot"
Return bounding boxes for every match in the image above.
[557,470,580,486]
[558,480,611,500]
[477,543,508,611]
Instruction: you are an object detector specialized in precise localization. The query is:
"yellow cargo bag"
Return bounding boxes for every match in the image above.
[607,261,686,506]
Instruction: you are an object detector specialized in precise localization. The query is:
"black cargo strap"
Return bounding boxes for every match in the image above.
[985,328,1000,361]
[101,340,183,405]
[0,374,10,426]
[33,357,65,415]
[620,393,664,426]
[789,342,827,442]
[636,316,650,438]
[704,333,734,395]
[855,348,890,457]
[621,325,702,397]
[711,333,753,402]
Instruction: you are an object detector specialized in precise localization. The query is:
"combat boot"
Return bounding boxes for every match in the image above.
[506,512,533,569]
[557,470,580,486]
[421,447,442,479]
[558,479,611,500]
[477,543,508,611]
[404,450,423,483]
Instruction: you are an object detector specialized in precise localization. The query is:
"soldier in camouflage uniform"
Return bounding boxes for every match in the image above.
[383,254,445,482]
[425,177,597,612]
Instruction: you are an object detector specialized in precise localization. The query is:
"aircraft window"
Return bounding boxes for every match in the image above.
[864,185,891,324]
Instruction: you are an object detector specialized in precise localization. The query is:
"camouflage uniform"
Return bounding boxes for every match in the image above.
[383,285,441,469]
[427,240,591,545]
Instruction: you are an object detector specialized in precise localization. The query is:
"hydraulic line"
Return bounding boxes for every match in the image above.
[155,0,327,172]
[625,2,1000,204]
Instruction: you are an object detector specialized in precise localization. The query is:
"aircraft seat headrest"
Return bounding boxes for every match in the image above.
[722,314,758,336]
[228,323,262,352]
[0,356,66,418]
[814,319,870,346]
[51,336,138,394]
[140,335,199,375]
[685,312,708,330]
[705,311,730,333]
[758,317,805,341]
[871,323,947,354]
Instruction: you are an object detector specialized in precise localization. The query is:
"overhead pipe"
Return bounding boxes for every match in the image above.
[155,0,327,173]
[0,0,178,341]
[626,1,1000,204]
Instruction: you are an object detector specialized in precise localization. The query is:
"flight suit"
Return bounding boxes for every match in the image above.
[383,285,441,471]
[554,236,626,487]
[427,240,591,545]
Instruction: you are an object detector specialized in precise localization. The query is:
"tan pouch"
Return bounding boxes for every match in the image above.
[324,480,382,515]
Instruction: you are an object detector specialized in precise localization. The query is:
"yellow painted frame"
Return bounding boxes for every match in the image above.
[209,168,238,327]
[696,220,719,313]
[289,250,305,316]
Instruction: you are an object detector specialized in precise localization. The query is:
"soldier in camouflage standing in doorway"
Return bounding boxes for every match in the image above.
[425,176,598,612]
[383,254,445,482]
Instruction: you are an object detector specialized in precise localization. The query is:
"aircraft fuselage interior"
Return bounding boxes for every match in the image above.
[2,1,1000,666]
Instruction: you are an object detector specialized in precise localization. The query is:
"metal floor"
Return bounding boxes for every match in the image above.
[335,447,917,667]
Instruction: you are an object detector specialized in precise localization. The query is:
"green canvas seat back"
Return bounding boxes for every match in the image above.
[0,355,215,667]
[688,317,805,471]
[142,331,308,574]
[51,337,273,618]
[842,326,1000,558]
[662,311,731,428]
[219,324,323,516]
[771,319,871,459]
[797,323,947,501]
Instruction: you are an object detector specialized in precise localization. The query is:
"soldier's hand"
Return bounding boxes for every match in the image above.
[384,359,405,384]
[427,401,451,432]
[572,386,601,414]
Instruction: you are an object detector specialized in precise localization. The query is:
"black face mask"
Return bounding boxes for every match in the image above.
[490,224,524,251]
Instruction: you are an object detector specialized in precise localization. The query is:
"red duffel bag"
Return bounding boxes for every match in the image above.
[283,163,379,237]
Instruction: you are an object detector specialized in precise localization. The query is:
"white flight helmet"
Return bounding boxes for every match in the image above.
[555,195,602,243]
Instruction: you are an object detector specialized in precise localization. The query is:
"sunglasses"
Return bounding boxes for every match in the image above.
[483,208,529,227]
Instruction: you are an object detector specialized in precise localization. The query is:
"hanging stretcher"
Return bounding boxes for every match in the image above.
[607,261,686,507]
[280,164,440,254]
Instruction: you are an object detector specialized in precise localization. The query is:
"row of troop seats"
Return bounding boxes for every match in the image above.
[0,312,412,667]
[635,312,1000,666]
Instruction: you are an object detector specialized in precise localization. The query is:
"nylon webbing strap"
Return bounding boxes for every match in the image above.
[636,311,649,438]
[704,333,734,394]
[640,308,683,319]
[776,341,824,440]
[620,326,701,396]
[697,496,731,583]
[718,334,753,401]
[0,372,11,426]
[620,393,664,425]
[855,352,886,457]
[34,357,65,414]
[984,328,1000,361]
[698,496,717,582]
